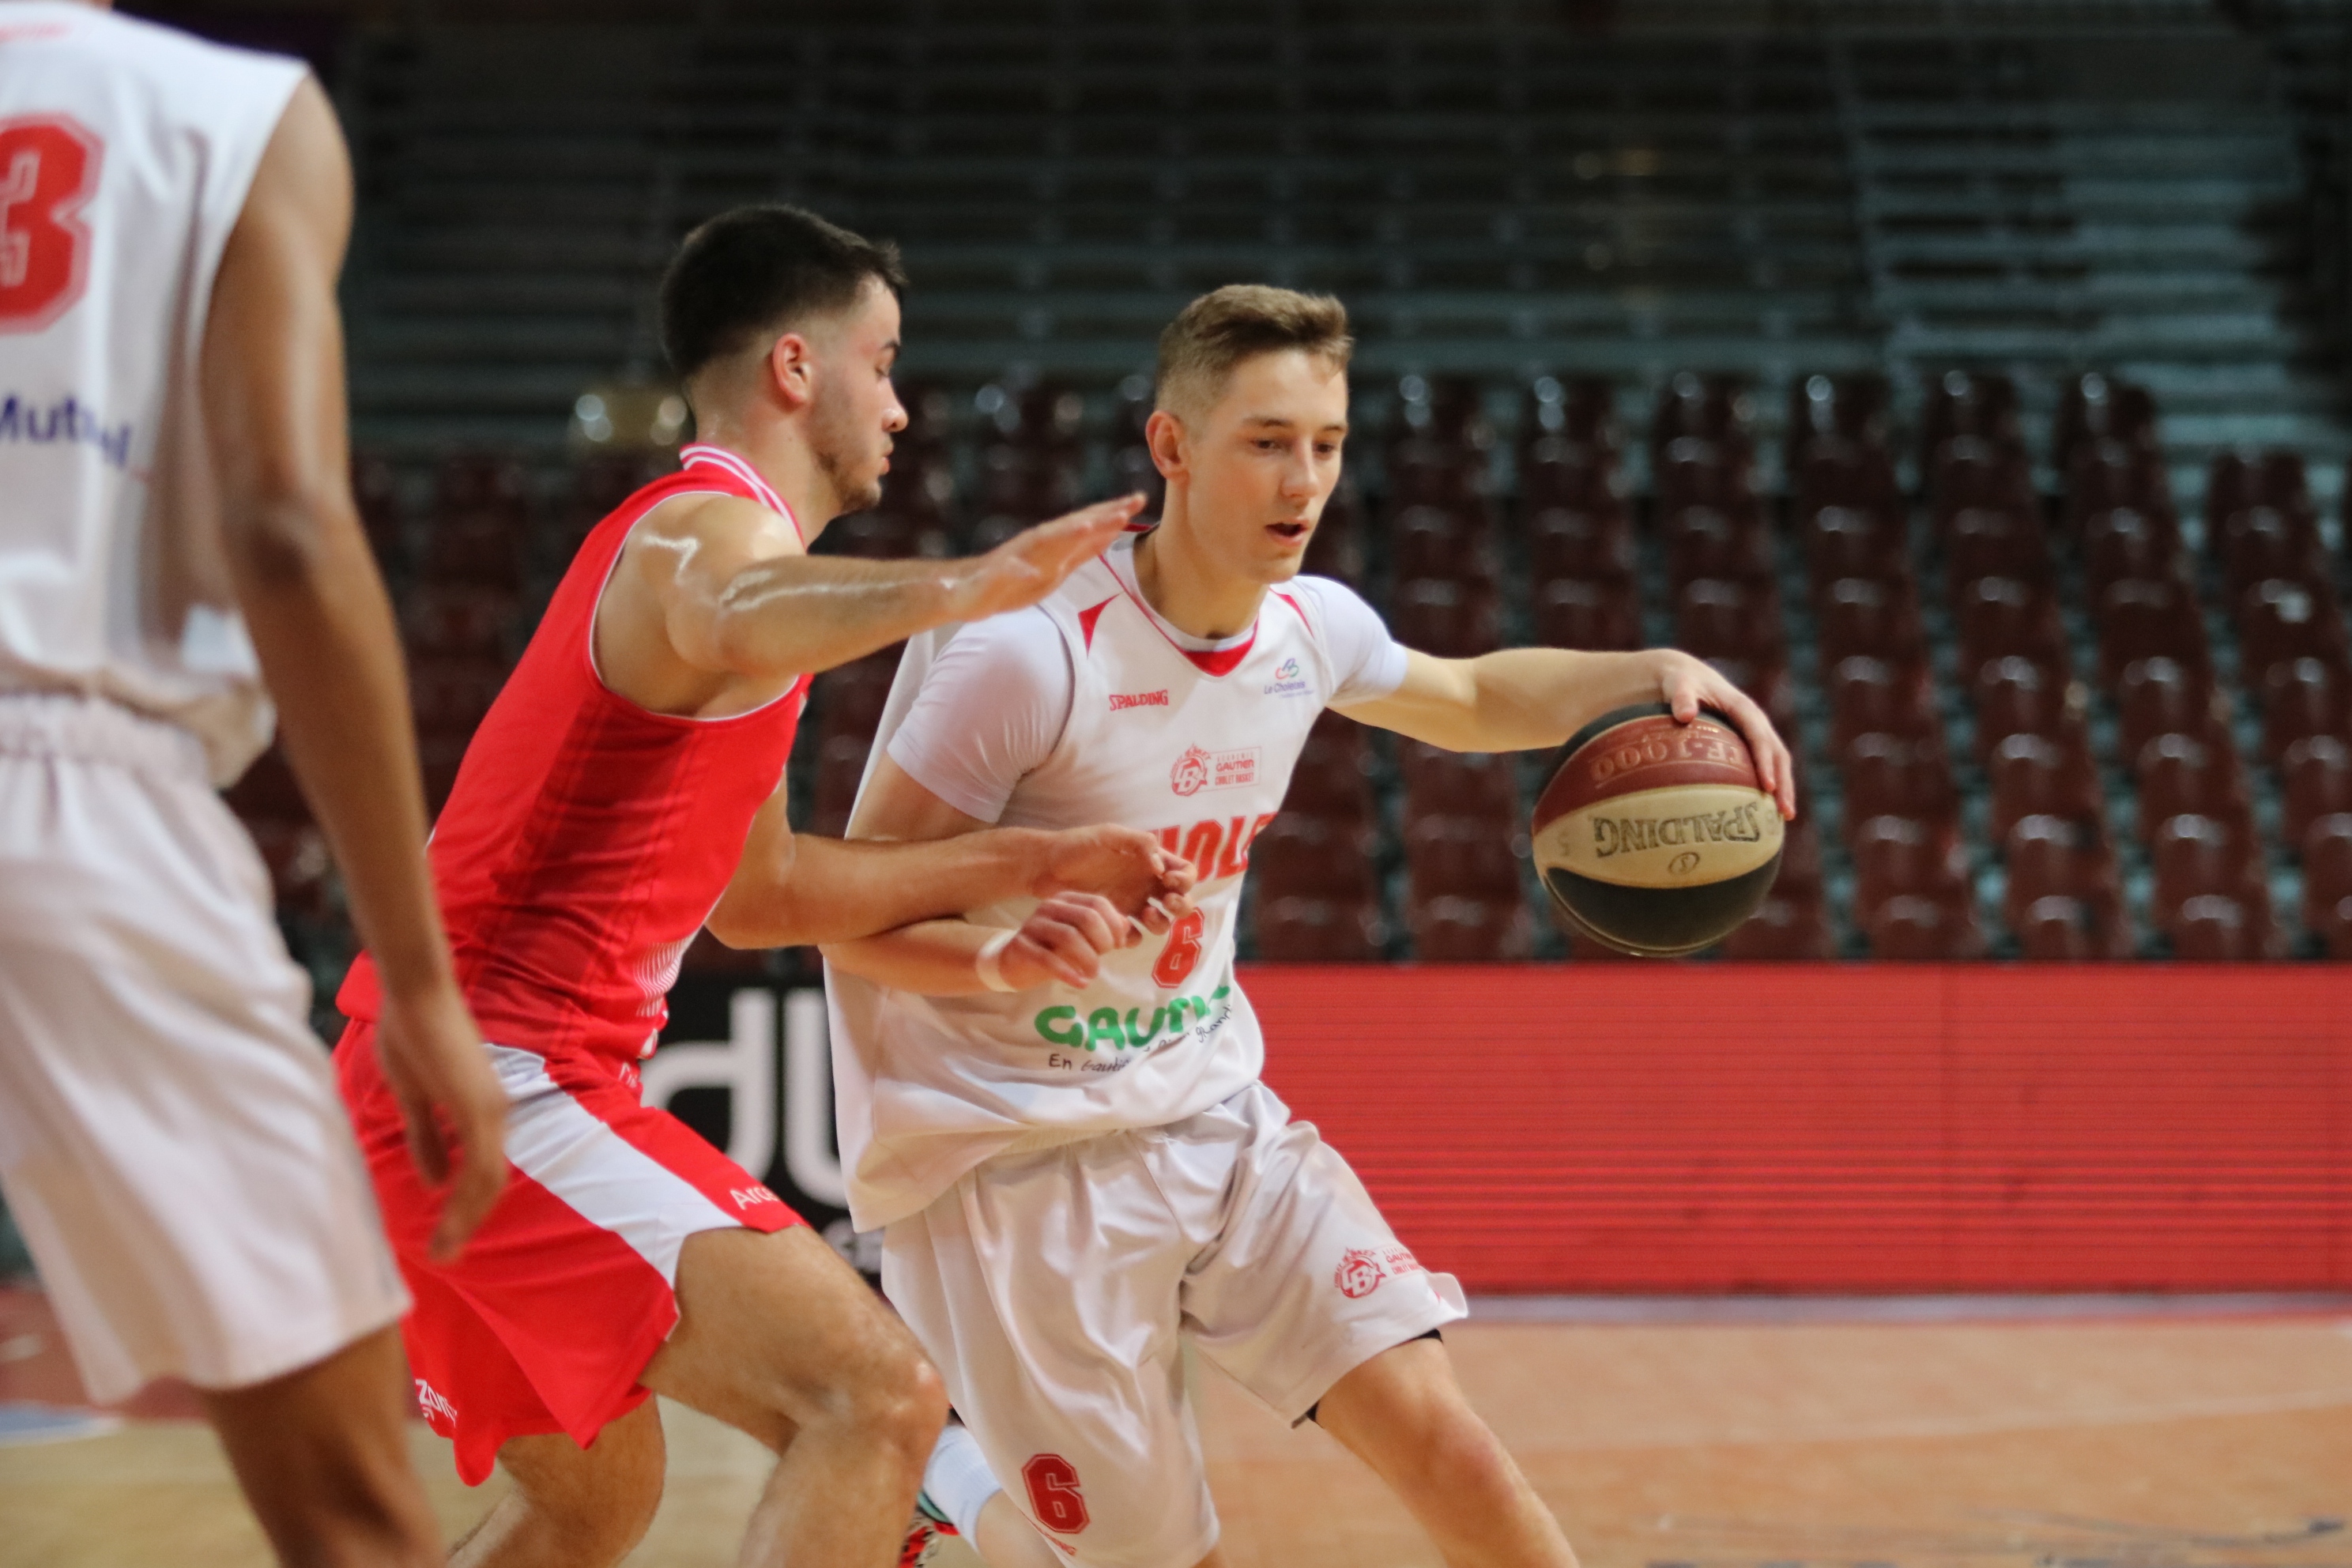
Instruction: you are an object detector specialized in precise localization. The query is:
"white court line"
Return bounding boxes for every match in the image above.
[1468,1293,2352,1325]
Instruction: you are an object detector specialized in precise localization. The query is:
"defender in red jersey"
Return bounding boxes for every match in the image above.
[333,207,1193,1568]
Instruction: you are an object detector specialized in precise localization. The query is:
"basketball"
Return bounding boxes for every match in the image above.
[1531,703,1785,956]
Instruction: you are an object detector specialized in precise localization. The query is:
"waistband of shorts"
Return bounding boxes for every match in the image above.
[0,692,211,783]
[995,1125,1120,1160]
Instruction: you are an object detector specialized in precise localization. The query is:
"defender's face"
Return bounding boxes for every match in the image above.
[807,280,907,514]
[1154,349,1349,586]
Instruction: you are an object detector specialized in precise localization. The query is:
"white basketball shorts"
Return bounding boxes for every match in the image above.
[0,693,408,1404]
[883,1080,1467,1568]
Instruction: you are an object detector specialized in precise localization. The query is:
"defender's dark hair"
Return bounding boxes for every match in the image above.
[658,205,908,386]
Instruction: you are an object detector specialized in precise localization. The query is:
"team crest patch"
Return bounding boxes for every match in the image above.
[1171,744,1259,797]
[1336,1245,1426,1298]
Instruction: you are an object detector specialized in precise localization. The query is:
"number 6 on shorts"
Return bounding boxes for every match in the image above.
[1022,1453,1090,1535]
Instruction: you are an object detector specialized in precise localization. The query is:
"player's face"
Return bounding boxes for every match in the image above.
[807,280,908,515]
[1162,349,1348,586]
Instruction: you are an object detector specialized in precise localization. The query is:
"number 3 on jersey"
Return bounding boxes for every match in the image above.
[1152,908,1205,988]
[0,117,102,332]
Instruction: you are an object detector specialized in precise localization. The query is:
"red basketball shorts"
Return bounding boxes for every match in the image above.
[335,1023,802,1484]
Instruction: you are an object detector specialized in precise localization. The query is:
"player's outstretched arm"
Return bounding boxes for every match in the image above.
[202,77,504,1261]
[605,492,1146,692]
[816,756,1189,993]
[706,760,1196,952]
[1337,646,1798,820]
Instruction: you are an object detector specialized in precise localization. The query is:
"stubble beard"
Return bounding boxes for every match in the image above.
[809,383,884,516]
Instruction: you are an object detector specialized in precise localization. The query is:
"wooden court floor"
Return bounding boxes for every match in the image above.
[2,1289,2347,1568]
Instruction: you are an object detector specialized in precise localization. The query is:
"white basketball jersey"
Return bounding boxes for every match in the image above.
[0,6,305,783]
[830,541,1359,1231]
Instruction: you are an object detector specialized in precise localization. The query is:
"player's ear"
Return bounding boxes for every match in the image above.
[765,331,816,413]
[1144,407,1188,481]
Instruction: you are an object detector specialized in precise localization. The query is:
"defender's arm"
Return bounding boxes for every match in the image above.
[609,492,1145,688]
[707,763,1194,955]
[816,756,1167,993]
[1337,646,1798,818]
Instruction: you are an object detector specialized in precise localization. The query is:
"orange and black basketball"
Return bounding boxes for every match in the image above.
[1532,703,1784,956]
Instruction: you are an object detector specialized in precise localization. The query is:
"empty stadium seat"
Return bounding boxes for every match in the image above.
[1973,657,2082,758]
[1391,504,1494,583]
[1284,719,1375,823]
[1533,577,1642,652]
[1930,436,2033,526]
[1851,813,1969,913]
[1817,577,1924,662]
[2065,436,2166,525]
[2135,733,2248,836]
[1410,894,1532,961]
[1920,371,2022,462]
[1249,816,1381,903]
[2260,657,2350,760]
[2218,506,2324,598]
[1831,656,1939,750]
[2098,577,2207,684]
[1392,577,1502,658]
[1945,507,2049,588]
[2081,506,2185,595]
[409,658,506,740]
[1526,506,1634,583]
[1867,892,1984,959]
[1987,733,2100,841]
[1520,435,1619,511]
[1663,506,1774,585]
[2205,448,2309,519]
[1400,743,1520,820]
[2052,373,2157,473]
[1721,895,1834,959]
[1655,437,1758,514]
[1675,577,1785,665]
[1404,816,1522,903]
[2237,582,2346,684]
[419,517,525,593]
[221,745,308,824]
[433,450,531,530]
[1804,505,1902,588]
[2014,894,2116,960]
[2170,894,2274,959]
[2300,814,2352,927]
[2003,814,2121,935]
[1256,895,1386,962]
[401,582,517,661]
[1842,732,1957,827]
[2117,657,2226,758]
[2281,735,2352,846]
[1956,576,2067,676]
[2148,813,2261,931]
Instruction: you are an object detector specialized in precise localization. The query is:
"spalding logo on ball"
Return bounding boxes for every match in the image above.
[1531,703,1784,956]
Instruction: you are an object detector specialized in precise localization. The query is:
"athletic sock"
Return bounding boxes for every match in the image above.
[923,1422,1001,1543]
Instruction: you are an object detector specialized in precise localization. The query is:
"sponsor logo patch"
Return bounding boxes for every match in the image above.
[1263,654,1313,698]
[1335,1244,1426,1298]
[729,1185,781,1211]
[1171,744,1258,795]
[1110,689,1170,710]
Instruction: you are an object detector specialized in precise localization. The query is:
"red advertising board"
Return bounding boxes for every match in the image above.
[1244,964,2352,1294]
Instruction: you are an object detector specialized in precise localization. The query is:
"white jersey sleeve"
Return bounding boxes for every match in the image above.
[884,607,1075,824]
[1291,575,1410,705]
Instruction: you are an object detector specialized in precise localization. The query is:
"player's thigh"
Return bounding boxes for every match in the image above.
[201,1325,437,1559]
[640,1224,941,1452]
[1183,1087,1464,1423]
[885,1162,1218,1568]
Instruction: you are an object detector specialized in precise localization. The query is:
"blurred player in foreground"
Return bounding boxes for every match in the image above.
[0,5,507,1563]
[826,285,1797,1568]
[330,203,1194,1568]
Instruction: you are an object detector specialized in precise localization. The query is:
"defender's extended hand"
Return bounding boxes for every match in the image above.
[1657,650,1799,820]
[1032,824,1198,933]
[374,982,507,1262]
[948,496,1147,622]
[1001,893,1145,989]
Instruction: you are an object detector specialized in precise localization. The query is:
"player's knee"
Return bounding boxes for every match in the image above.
[850,1341,949,1467]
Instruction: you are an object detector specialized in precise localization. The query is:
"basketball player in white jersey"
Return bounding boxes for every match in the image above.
[0,6,507,1563]
[825,285,1796,1568]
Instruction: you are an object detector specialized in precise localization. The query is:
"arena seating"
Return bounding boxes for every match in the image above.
[219,3,2352,979]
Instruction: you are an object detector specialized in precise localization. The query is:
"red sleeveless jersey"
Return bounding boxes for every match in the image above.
[338,444,810,1062]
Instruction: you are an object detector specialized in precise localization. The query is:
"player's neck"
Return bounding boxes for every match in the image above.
[688,409,842,541]
[1133,499,1265,641]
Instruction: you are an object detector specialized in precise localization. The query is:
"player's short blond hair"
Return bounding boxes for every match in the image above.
[1154,285,1353,419]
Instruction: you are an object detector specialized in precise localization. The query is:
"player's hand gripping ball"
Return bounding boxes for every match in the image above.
[1532,703,1785,956]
